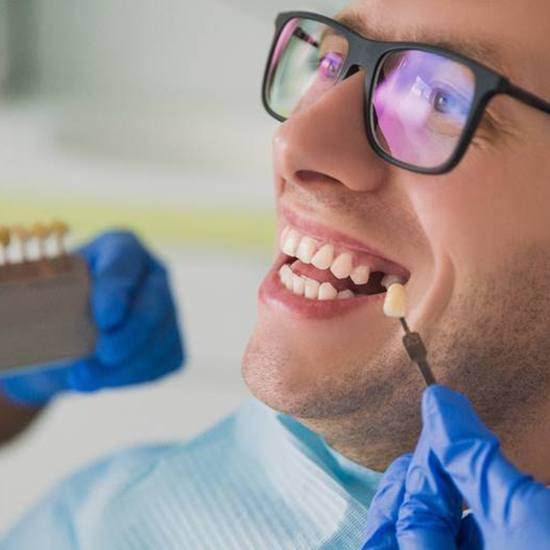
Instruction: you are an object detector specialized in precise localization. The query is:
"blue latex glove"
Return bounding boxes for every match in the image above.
[0,231,185,406]
[362,385,550,550]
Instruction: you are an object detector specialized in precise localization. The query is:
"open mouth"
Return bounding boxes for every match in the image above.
[278,226,410,302]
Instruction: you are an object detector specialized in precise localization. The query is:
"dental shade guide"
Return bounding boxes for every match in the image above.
[382,279,437,387]
[0,222,96,377]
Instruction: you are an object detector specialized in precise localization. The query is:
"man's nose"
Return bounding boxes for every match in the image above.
[272,71,390,193]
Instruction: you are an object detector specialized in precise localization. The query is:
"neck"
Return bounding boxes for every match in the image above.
[498,399,550,485]
[299,395,550,482]
[298,403,422,472]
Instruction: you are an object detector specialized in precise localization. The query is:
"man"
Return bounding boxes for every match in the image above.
[3,0,550,547]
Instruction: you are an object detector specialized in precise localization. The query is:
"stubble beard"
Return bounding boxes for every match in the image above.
[243,246,550,471]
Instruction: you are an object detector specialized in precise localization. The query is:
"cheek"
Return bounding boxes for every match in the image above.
[406,148,550,281]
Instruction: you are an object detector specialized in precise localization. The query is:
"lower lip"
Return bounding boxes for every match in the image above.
[258,257,386,320]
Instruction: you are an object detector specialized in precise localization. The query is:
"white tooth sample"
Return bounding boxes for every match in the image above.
[311,244,335,270]
[318,282,338,301]
[296,237,317,264]
[330,252,353,279]
[279,226,290,249]
[381,274,405,290]
[282,229,301,256]
[292,274,306,296]
[338,290,355,300]
[383,283,407,318]
[304,278,320,300]
[350,265,371,285]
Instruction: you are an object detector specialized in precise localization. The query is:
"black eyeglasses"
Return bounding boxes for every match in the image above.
[261,11,550,175]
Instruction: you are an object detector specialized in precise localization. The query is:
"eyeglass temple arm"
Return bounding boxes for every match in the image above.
[502,81,550,115]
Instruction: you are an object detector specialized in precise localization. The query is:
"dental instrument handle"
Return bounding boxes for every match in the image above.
[400,319,437,386]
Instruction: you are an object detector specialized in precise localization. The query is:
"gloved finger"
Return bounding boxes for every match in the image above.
[456,513,483,550]
[0,365,72,406]
[79,231,151,331]
[395,419,462,550]
[95,265,177,367]
[361,454,412,550]
[69,322,183,391]
[421,385,550,530]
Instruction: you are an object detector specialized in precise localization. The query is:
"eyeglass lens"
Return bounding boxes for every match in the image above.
[373,50,476,169]
[265,18,349,118]
[265,17,477,171]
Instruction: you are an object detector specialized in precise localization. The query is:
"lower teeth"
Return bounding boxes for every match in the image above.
[279,265,355,301]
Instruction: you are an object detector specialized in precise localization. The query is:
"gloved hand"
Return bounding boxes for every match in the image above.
[0,231,185,406]
[362,385,550,550]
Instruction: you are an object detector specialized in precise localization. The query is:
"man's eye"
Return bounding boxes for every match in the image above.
[431,89,469,117]
[319,52,344,79]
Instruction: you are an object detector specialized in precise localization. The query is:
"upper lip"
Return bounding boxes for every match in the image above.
[281,206,411,280]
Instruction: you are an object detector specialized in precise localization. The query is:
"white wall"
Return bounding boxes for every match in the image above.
[0,0,284,534]
[0,2,8,91]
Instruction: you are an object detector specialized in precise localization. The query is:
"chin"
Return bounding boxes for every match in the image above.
[241,303,406,421]
[241,324,314,417]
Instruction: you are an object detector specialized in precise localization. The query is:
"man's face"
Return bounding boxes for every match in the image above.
[243,0,550,470]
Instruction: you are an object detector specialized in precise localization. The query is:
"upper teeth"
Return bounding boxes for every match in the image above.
[280,226,373,281]
[278,226,379,301]
[311,244,334,270]
[330,252,353,279]
[278,226,408,302]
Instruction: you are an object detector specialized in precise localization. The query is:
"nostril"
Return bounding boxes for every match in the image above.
[295,170,340,185]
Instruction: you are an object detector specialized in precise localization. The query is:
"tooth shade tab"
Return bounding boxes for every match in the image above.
[381,274,406,290]
[383,283,407,318]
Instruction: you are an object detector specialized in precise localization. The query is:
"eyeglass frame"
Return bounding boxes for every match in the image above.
[261,11,550,175]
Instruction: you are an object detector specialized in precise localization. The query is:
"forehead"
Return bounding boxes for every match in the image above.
[342,0,550,93]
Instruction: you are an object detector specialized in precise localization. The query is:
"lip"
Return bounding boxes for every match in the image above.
[280,206,411,280]
[259,253,386,320]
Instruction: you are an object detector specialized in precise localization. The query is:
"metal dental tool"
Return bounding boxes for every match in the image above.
[382,277,437,387]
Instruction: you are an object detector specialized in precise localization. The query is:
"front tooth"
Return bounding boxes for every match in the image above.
[296,237,317,264]
[350,265,370,285]
[282,266,294,290]
[282,229,300,256]
[338,290,355,300]
[381,274,405,289]
[318,282,338,300]
[279,226,290,249]
[383,283,407,318]
[330,252,353,279]
[304,278,320,300]
[292,274,306,296]
[283,274,294,292]
[279,264,292,286]
[311,244,334,270]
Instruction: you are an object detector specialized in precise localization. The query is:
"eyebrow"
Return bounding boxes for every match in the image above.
[336,11,510,77]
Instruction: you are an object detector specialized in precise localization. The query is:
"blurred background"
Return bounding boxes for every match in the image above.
[0,0,347,532]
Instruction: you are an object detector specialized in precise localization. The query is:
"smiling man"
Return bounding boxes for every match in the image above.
[245,0,550,478]
[3,0,550,548]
